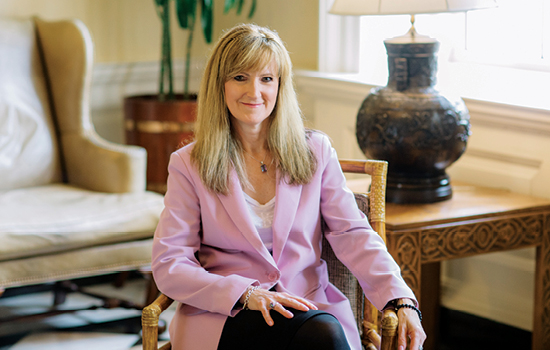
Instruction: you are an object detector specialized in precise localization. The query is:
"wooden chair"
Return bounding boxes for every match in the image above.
[333,159,398,350]
[142,159,398,350]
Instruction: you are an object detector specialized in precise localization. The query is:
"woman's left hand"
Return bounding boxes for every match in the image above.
[241,287,318,326]
[396,299,426,350]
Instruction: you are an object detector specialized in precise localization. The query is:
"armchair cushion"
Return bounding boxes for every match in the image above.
[0,184,164,288]
[0,184,163,260]
[0,238,155,288]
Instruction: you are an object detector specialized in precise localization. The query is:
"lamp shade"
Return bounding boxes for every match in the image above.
[330,0,497,16]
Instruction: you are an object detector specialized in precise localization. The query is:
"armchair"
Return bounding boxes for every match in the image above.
[141,159,398,350]
[0,17,164,320]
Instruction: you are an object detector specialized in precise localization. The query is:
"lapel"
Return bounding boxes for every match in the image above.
[216,169,276,267]
[271,171,302,263]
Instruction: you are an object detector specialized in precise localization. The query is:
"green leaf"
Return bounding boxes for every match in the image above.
[200,0,213,43]
[236,0,244,15]
[224,0,236,13]
[176,0,197,29]
[248,0,256,18]
[154,0,168,7]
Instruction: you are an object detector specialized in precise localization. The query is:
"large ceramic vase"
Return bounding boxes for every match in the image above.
[356,37,471,203]
[124,94,196,194]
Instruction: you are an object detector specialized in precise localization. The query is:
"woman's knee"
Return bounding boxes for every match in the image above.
[288,314,350,350]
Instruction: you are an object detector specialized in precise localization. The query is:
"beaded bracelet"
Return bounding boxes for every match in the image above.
[243,286,259,310]
[396,303,423,322]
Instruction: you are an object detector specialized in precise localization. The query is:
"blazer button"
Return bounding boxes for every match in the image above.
[268,272,279,282]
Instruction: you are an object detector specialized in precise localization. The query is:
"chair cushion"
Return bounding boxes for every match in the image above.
[0,239,154,288]
[0,18,62,190]
[0,184,164,261]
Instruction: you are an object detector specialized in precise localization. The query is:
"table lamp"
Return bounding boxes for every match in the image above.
[330,0,496,203]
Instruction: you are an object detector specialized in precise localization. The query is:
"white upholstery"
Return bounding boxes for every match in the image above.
[0,184,163,260]
[0,240,155,288]
[0,17,164,289]
[0,18,62,189]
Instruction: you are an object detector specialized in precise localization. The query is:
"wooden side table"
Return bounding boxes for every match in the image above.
[347,180,550,350]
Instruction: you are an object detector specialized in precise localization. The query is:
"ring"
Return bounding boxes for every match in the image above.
[269,302,277,309]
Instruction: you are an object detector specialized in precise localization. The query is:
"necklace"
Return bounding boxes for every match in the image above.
[243,150,269,173]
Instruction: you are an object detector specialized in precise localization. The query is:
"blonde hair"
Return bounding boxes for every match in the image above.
[191,23,316,195]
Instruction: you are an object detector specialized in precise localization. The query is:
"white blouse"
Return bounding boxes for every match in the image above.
[243,192,275,251]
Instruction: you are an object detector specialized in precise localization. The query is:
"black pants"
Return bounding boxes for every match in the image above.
[217,308,351,350]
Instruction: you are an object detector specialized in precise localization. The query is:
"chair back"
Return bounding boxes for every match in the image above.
[321,159,388,349]
[0,17,62,189]
[320,193,369,330]
[0,17,99,191]
[338,159,387,241]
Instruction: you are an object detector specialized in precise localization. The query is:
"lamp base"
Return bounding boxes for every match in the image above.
[356,36,470,204]
[386,173,452,204]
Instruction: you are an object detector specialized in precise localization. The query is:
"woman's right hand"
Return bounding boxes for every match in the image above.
[240,286,318,326]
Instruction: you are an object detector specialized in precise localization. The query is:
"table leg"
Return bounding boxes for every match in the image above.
[533,216,550,350]
[420,262,441,350]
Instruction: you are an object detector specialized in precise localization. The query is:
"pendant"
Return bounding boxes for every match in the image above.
[260,162,267,173]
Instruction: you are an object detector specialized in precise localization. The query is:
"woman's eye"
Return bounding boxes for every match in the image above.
[262,76,274,82]
[234,75,246,81]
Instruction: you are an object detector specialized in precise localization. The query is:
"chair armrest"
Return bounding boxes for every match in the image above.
[63,130,147,193]
[142,294,174,350]
[363,309,398,350]
[380,309,399,350]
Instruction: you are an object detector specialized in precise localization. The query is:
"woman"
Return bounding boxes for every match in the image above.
[152,24,425,350]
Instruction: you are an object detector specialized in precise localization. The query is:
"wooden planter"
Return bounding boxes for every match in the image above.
[124,94,197,193]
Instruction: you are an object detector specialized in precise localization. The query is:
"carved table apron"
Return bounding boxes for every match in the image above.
[347,180,550,350]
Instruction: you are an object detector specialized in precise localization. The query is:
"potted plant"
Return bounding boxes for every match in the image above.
[125,0,256,193]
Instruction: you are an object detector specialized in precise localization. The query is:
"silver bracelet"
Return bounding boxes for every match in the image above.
[243,286,259,310]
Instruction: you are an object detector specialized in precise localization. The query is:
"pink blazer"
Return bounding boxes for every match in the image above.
[152,132,415,350]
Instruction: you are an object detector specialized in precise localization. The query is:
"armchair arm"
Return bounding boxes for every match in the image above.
[63,130,147,193]
[363,309,398,350]
[142,293,174,350]
[380,309,399,350]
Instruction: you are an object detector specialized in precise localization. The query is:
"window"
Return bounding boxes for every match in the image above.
[348,0,550,110]
[459,0,549,71]
[358,0,549,71]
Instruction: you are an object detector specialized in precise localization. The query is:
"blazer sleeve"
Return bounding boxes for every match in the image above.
[151,150,258,317]
[317,135,416,310]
